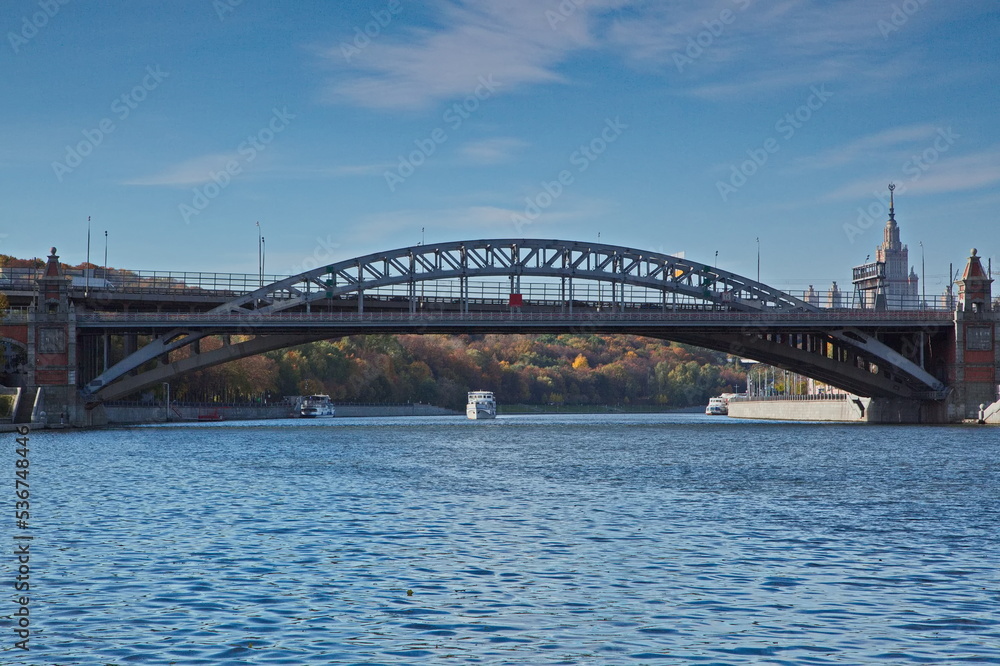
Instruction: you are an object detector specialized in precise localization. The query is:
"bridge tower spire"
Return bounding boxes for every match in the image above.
[956,248,993,313]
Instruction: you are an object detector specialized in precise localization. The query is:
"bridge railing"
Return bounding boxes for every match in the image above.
[0,267,288,296]
[729,393,850,402]
[0,307,31,323]
[2,266,956,311]
[76,310,957,324]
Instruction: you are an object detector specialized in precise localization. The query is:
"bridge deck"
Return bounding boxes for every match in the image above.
[75,309,955,334]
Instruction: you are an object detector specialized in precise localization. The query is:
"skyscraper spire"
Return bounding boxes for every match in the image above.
[883,183,900,249]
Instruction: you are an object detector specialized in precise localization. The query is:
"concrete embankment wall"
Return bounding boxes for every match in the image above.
[99,403,460,424]
[728,397,953,424]
[728,398,866,422]
[334,404,458,417]
[103,404,290,424]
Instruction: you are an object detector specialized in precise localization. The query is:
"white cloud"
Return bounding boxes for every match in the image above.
[322,0,625,109]
[459,137,528,165]
[905,149,1000,195]
[796,124,942,171]
[320,1,982,109]
[608,0,971,99]
[821,146,1000,202]
[123,153,241,186]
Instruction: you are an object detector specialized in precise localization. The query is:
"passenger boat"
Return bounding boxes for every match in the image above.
[466,391,497,420]
[300,394,336,418]
[705,396,728,415]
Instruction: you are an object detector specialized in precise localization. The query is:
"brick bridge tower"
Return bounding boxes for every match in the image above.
[951,248,997,419]
[27,247,79,425]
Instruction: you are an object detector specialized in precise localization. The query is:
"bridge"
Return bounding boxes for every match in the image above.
[3,238,996,424]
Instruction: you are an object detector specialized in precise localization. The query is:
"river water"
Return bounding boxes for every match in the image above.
[6,414,1000,665]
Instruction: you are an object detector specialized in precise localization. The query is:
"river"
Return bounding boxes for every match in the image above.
[6,414,999,664]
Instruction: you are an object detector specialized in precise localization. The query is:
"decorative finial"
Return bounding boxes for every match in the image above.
[888,183,895,220]
[50,247,57,255]
[971,248,978,257]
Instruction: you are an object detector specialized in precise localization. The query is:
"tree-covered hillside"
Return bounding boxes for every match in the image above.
[171,334,746,409]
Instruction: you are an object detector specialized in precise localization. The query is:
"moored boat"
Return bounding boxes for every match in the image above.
[705,396,728,415]
[467,391,497,420]
[300,394,336,418]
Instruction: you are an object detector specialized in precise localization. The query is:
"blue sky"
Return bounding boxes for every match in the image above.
[3,0,999,297]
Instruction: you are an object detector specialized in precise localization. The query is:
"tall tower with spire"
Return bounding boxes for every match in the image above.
[874,184,919,308]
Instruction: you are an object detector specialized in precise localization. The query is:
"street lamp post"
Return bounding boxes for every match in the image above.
[756,236,760,284]
[85,215,91,297]
[919,240,925,309]
[103,230,108,282]
[256,221,263,287]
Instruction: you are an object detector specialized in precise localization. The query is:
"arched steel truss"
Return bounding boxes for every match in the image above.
[81,239,946,402]
[212,239,818,315]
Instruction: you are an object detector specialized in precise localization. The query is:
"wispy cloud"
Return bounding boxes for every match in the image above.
[821,146,1000,202]
[459,137,528,165]
[124,153,241,186]
[320,1,974,111]
[905,149,1000,195]
[796,124,942,171]
[273,163,396,178]
[321,0,626,109]
[608,0,968,98]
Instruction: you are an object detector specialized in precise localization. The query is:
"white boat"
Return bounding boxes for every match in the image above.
[705,396,728,416]
[300,394,335,418]
[467,391,497,420]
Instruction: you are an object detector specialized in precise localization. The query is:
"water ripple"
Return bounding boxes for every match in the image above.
[7,415,999,665]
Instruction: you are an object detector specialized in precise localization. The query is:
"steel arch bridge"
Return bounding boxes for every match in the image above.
[80,238,948,404]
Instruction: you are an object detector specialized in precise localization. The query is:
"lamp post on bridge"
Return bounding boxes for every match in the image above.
[256,221,263,288]
[85,215,91,297]
[919,240,925,309]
